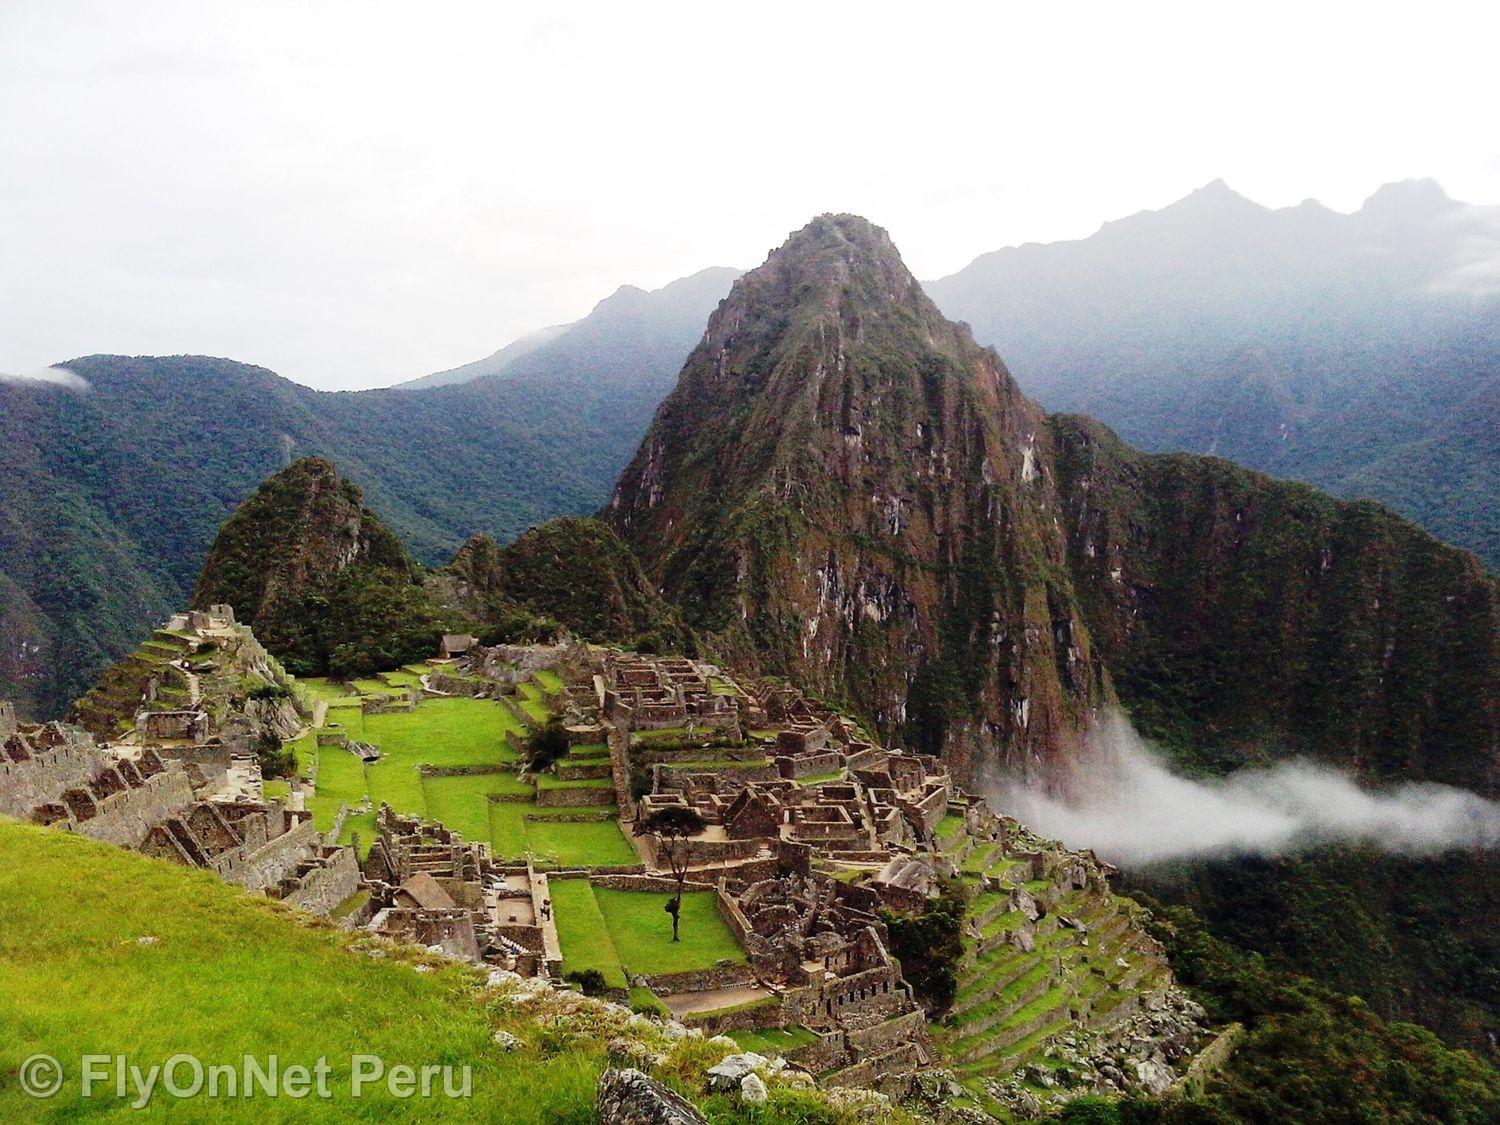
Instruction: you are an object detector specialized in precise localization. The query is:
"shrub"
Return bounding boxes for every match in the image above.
[880,876,968,1014]
[528,721,570,771]
[565,968,607,997]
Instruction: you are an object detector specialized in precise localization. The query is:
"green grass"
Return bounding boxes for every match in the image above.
[592,889,746,977]
[352,677,405,697]
[0,822,612,1121]
[337,811,377,855]
[728,1026,818,1055]
[550,879,629,990]
[936,813,966,846]
[361,697,522,767]
[310,745,368,831]
[628,987,669,1016]
[532,670,564,694]
[295,677,362,706]
[262,779,290,800]
[535,775,612,791]
[420,773,531,843]
[524,819,638,868]
[796,769,845,785]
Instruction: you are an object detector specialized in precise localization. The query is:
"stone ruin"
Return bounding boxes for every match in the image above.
[362,806,561,977]
[2,716,356,915]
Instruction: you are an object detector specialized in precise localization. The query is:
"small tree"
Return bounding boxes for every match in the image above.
[527,719,570,771]
[636,806,706,942]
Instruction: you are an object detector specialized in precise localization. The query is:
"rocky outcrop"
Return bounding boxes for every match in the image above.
[596,1068,708,1124]
[1050,415,1499,792]
[606,213,1499,795]
[608,215,1109,783]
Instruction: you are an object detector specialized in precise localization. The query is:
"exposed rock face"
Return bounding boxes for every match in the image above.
[595,1068,707,1125]
[608,214,1109,782]
[192,458,441,676]
[1051,416,1499,793]
[607,213,1499,793]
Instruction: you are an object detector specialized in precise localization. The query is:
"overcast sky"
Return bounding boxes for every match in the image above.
[3,1,1497,391]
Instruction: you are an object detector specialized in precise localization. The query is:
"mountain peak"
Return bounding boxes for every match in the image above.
[1360,177,1457,217]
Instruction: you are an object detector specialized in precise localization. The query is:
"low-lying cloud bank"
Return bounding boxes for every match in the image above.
[996,711,1500,866]
[0,365,90,391]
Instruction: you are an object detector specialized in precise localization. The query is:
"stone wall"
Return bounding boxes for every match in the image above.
[232,816,321,893]
[284,846,361,915]
[778,751,842,779]
[641,963,760,995]
[75,766,196,848]
[590,873,716,893]
[0,739,97,818]
[535,785,617,808]
[681,995,785,1034]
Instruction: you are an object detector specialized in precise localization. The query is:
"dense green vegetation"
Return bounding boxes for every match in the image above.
[437,518,693,653]
[1123,847,1500,1059]
[881,877,968,1014]
[927,178,1500,572]
[193,458,448,677]
[0,312,705,718]
[1127,897,1500,1123]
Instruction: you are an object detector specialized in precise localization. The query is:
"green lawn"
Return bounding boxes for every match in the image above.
[0,823,612,1122]
[352,677,405,697]
[361,697,522,766]
[310,744,368,831]
[295,677,362,706]
[262,779,290,800]
[550,879,629,990]
[421,773,532,842]
[525,818,638,867]
[592,889,746,977]
[535,774,612,791]
[532,669,564,694]
[728,1026,818,1055]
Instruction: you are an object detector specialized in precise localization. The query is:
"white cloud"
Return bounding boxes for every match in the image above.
[0,365,91,392]
[994,710,1500,866]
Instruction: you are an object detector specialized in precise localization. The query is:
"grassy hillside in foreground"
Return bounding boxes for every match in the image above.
[2,821,884,1124]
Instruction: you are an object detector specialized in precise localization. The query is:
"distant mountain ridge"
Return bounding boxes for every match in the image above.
[0,264,738,720]
[926,178,1500,570]
[398,266,740,390]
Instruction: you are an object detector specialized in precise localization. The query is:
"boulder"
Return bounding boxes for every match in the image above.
[705,1052,769,1091]
[597,1068,707,1125]
[1129,1057,1175,1096]
[740,1073,768,1104]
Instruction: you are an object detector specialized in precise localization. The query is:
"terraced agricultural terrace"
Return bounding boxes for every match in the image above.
[287,659,638,872]
[12,617,1217,1118]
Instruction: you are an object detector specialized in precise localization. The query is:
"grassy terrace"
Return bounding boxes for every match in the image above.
[291,681,634,867]
[728,1027,818,1056]
[0,823,606,1122]
[552,883,747,991]
[550,879,629,990]
[593,889,746,975]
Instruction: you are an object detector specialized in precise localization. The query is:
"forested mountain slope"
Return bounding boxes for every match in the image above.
[927,179,1500,570]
